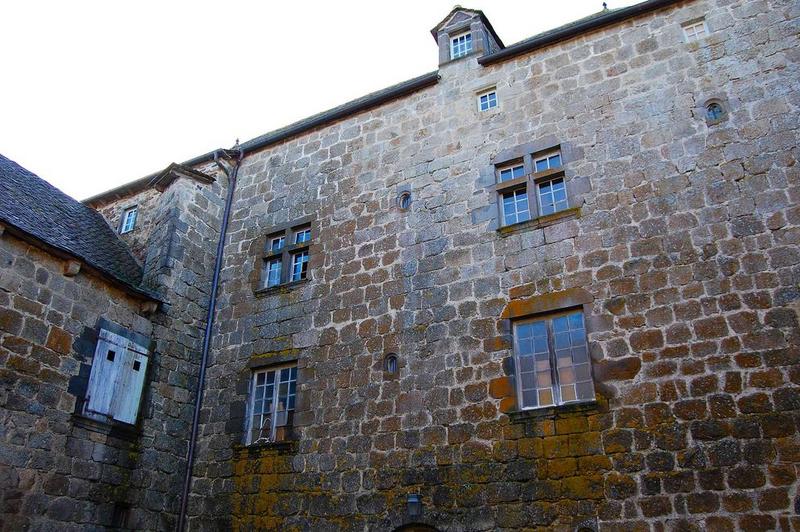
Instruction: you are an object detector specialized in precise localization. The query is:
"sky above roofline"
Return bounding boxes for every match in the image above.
[1,0,640,200]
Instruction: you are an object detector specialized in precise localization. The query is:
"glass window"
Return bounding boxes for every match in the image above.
[479,91,497,112]
[682,20,707,42]
[265,258,282,288]
[291,250,309,282]
[120,207,137,234]
[498,164,525,183]
[706,102,724,121]
[270,236,285,253]
[514,311,594,409]
[450,32,472,59]
[248,365,297,444]
[502,189,531,226]
[294,228,311,244]
[537,177,569,215]
[534,151,562,173]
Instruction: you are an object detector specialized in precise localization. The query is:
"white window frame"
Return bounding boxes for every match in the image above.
[536,176,569,217]
[294,227,311,244]
[450,31,472,59]
[270,236,285,253]
[290,250,309,282]
[265,257,282,288]
[120,207,137,234]
[497,162,525,183]
[682,19,707,42]
[501,188,531,226]
[513,310,594,410]
[533,150,563,173]
[246,364,297,445]
[478,89,498,112]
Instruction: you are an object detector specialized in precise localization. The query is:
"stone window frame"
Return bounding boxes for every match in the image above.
[253,215,314,295]
[702,97,729,126]
[119,205,138,234]
[244,363,298,446]
[482,137,588,234]
[494,288,601,421]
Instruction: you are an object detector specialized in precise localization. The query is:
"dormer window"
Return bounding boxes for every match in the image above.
[450,32,472,59]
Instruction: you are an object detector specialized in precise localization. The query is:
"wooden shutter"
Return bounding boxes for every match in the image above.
[110,345,149,424]
[85,329,149,424]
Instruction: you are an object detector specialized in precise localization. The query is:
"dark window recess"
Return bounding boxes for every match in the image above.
[106,350,116,362]
[133,360,141,371]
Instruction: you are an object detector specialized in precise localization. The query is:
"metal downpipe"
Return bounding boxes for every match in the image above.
[176,146,243,532]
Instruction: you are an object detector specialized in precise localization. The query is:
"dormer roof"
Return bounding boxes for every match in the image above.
[430,6,504,48]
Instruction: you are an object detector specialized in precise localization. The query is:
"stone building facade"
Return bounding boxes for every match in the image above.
[2,0,800,530]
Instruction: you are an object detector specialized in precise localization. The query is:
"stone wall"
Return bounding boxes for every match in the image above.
[190,0,800,530]
[0,233,155,530]
[88,171,229,529]
[92,187,162,263]
[1,169,227,530]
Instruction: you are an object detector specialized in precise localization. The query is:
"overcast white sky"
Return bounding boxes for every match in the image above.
[1,0,640,200]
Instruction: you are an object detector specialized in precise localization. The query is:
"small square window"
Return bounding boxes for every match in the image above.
[533,151,562,173]
[290,250,309,282]
[498,163,525,183]
[270,236,285,253]
[450,32,472,59]
[294,227,311,244]
[478,90,498,112]
[247,365,297,445]
[502,189,531,226]
[514,311,594,410]
[537,177,569,216]
[682,19,707,42]
[120,207,137,234]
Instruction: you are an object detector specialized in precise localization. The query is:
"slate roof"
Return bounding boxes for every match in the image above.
[0,154,150,296]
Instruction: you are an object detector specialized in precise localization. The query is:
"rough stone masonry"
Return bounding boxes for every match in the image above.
[2,0,799,530]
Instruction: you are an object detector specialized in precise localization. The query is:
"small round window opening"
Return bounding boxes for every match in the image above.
[398,192,412,211]
[384,354,398,374]
[704,99,727,125]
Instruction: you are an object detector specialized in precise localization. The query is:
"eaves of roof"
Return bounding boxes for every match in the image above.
[479,0,685,66]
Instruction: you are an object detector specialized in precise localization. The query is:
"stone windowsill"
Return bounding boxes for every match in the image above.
[71,413,140,442]
[507,400,600,424]
[497,206,580,237]
[234,439,298,457]
[254,278,310,298]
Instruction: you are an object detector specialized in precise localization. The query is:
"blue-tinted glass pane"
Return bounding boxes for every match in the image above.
[568,313,583,329]
[555,332,570,350]
[266,372,275,384]
[553,316,569,332]
[549,154,562,167]
[535,159,547,172]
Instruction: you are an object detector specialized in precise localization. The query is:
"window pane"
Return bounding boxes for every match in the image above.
[561,384,577,402]
[538,388,554,406]
[549,154,562,168]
